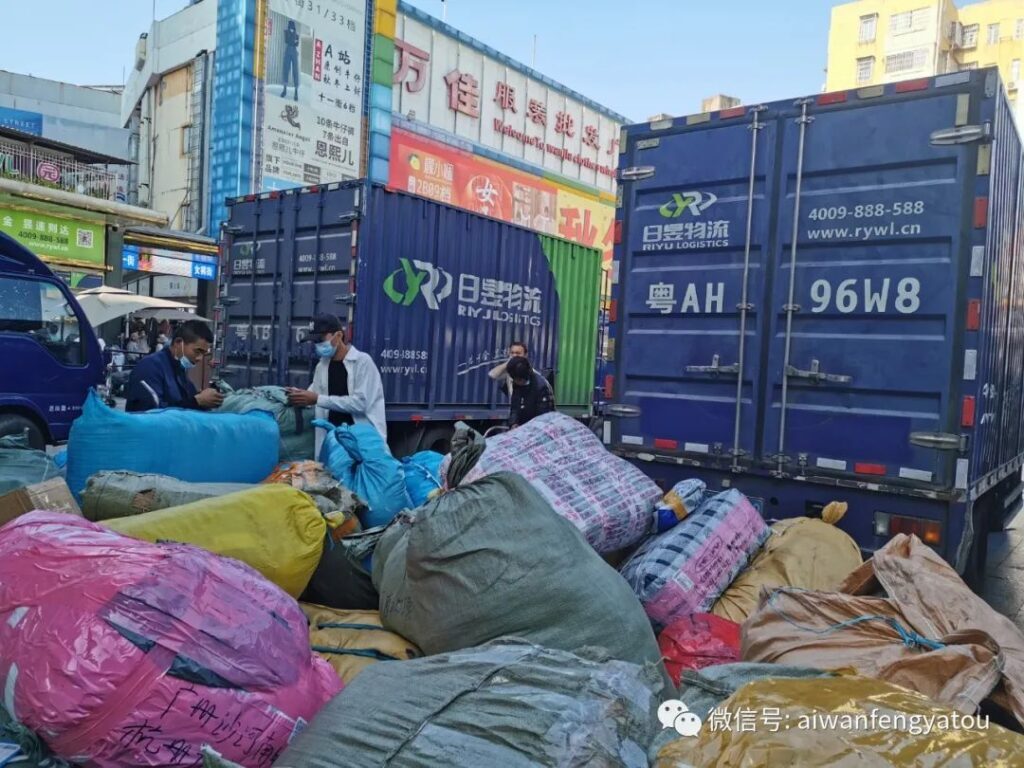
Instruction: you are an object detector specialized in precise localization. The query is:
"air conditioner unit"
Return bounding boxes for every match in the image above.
[134,34,148,72]
[949,22,963,48]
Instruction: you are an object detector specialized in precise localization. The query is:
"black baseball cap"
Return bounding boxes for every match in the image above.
[303,314,344,343]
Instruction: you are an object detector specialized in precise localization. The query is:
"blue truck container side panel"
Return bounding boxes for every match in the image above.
[611,70,1024,563]
[219,183,567,422]
[356,186,558,416]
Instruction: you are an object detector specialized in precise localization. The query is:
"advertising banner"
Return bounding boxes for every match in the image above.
[392,10,623,194]
[388,127,614,267]
[257,0,367,190]
[122,245,218,281]
[0,205,105,265]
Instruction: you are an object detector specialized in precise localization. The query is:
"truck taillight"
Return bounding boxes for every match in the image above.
[961,396,976,428]
[874,512,942,545]
[966,299,981,331]
[604,375,614,399]
[613,221,622,245]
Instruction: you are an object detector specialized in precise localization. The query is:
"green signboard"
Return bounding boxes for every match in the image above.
[0,205,105,265]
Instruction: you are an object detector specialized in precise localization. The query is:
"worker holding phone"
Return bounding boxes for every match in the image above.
[285,314,387,458]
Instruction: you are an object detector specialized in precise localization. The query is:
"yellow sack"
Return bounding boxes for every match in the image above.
[301,603,421,685]
[106,485,325,598]
[711,514,862,623]
[656,675,1024,767]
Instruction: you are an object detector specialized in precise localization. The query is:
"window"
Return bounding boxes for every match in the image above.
[1013,59,1021,83]
[0,277,84,366]
[885,48,928,74]
[963,23,979,48]
[988,23,1000,44]
[890,8,929,35]
[857,56,875,83]
[180,124,192,156]
[859,14,878,43]
[1017,19,1024,40]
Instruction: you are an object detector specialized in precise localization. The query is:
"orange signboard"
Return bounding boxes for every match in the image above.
[388,127,614,268]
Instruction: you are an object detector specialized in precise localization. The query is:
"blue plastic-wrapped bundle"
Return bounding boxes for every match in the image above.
[66,391,280,496]
[402,451,445,507]
[315,421,411,528]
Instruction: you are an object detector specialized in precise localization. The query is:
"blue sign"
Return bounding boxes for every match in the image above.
[121,244,218,281]
[122,245,140,270]
[0,106,43,135]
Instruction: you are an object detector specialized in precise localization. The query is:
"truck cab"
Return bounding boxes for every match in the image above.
[0,232,104,447]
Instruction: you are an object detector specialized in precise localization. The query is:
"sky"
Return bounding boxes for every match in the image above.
[0,0,836,122]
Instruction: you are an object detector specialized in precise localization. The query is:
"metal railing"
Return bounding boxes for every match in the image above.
[0,138,119,201]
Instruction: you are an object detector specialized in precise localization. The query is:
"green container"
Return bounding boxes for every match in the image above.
[539,236,603,414]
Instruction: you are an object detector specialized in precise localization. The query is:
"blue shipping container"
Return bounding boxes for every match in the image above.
[609,69,1024,581]
[216,182,601,455]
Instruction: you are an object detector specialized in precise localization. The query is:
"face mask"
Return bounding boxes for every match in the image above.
[177,340,195,371]
[315,340,335,358]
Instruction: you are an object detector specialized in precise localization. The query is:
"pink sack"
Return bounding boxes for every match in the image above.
[0,512,342,768]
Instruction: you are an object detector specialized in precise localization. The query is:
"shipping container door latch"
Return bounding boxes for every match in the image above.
[930,123,992,146]
[619,166,655,182]
[686,354,740,376]
[785,359,852,385]
[910,432,966,452]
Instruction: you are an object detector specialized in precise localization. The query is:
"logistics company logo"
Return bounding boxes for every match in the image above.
[384,258,453,310]
[658,700,703,738]
[659,191,718,219]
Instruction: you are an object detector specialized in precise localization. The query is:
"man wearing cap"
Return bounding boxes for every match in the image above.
[285,314,387,457]
[506,356,555,428]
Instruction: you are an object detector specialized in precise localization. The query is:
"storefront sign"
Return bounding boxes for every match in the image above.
[0,107,43,136]
[0,205,105,265]
[256,0,367,190]
[389,127,614,267]
[392,11,623,193]
[122,245,218,281]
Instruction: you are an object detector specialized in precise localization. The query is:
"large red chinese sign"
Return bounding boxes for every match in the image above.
[388,127,614,268]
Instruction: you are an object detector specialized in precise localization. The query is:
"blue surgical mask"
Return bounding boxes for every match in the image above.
[315,341,335,358]
[180,356,195,371]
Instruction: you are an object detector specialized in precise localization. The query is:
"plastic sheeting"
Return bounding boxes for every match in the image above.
[401,451,444,507]
[105,485,326,599]
[441,412,662,553]
[301,603,420,685]
[277,639,661,768]
[654,479,706,534]
[66,391,279,497]
[711,516,863,623]
[0,434,60,495]
[217,385,315,462]
[658,614,741,686]
[81,471,253,522]
[621,488,769,631]
[656,676,1024,768]
[0,512,341,768]
[373,472,673,692]
[315,422,410,529]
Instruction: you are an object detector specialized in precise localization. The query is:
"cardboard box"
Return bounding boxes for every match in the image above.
[0,477,83,528]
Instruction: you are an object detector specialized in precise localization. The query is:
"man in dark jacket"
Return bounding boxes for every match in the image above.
[125,320,224,412]
[506,356,555,428]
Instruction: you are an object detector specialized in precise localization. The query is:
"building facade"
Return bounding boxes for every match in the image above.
[827,0,1024,115]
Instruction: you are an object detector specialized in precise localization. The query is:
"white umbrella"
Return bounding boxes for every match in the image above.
[131,307,209,323]
[75,286,197,327]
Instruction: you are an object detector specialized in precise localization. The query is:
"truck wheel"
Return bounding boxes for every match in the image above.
[0,414,46,450]
[964,500,991,593]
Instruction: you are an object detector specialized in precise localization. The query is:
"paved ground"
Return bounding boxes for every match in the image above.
[984,510,1024,628]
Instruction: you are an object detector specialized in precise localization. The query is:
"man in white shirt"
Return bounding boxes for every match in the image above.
[286,314,387,457]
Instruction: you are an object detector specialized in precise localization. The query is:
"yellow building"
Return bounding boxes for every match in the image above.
[827,0,1023,112]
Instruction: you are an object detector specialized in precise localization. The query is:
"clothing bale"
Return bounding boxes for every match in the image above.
[217,385,315,462]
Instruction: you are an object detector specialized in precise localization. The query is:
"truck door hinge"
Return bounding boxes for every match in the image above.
[930,123,992,146]
[620,166,655,182]
[785,359,852,385]
[686,354,740,376]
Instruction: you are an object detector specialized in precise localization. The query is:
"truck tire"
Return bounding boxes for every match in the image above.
[0,413,46,450]
[963,499,991,593]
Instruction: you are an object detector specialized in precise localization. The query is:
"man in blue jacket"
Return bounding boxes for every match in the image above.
[125,320,224,412]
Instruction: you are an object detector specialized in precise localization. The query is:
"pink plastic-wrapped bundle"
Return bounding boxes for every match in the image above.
[0,512,342,768]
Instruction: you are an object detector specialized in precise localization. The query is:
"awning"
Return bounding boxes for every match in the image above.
[75,286,202,327]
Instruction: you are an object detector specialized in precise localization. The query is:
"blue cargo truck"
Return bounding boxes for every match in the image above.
[215,181,602,457]
[607,69,1024,583]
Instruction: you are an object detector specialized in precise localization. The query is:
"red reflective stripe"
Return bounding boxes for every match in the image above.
[966,299,981,331]
[719,106,746,119]
[609,299,618,323]
[410,414,424,422]
[854,463,886,476]
[962,396,976,428]
[818,91,847,105]
[974,197,989,228]
[895,78,930,92]
[613,220,623,245]
[654,438,678,450]
[604,375,614,398]
[308,185,320,193]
